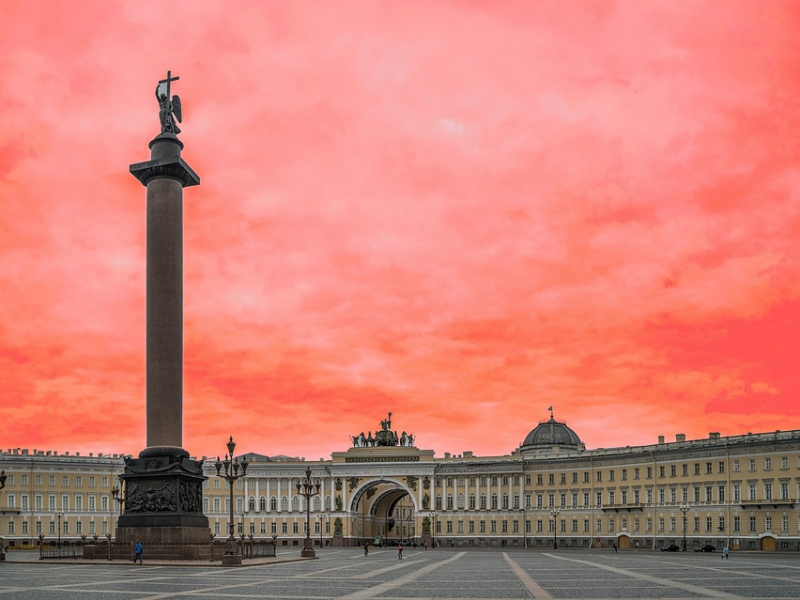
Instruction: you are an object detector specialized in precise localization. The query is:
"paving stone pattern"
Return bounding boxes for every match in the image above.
[2,548,800,599]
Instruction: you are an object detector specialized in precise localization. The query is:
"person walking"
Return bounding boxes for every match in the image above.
[364,542,369,556]
[722,545,729,559]
[398,543,403,560]
[134,540,143,564]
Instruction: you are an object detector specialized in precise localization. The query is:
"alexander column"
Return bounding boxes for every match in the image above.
[116,71,209,550]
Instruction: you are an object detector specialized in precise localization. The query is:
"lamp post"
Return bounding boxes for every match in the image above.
[54,511,64,558]
[318,512,327,549]
[680,504,689,552]
[214,436,249,556]
[296,467,320,558]
[431,511,436,548]
[550,508,560,550]
[521,507,527,548]
[111,481,125,535]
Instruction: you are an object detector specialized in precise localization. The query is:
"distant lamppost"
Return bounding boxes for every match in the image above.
[521,507,527,548]
[431,511,437,548]
[550,508,560,550]
[318,512,327,549]
[111,481,125,516]
[680,504,689,551]
[54,511,64,558]
[214,436,250,555]
[296,467,320,557]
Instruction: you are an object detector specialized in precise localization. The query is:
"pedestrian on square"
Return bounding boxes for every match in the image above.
[398,543,403,560]
[134,540,143,563]
[722,546,729,559]
[364,542,369,556]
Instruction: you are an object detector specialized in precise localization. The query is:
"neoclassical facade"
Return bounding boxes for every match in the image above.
[2,414,799,552]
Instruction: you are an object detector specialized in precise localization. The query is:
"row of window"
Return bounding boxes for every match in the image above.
[432,514,798,535]
[2,474,111,488]
[4,494,110,511]
[430,480,795,511]
[435,457,795,490]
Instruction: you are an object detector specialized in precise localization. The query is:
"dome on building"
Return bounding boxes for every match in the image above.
[520,414,583,451]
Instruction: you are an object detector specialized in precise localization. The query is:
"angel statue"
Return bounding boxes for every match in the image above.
[156,72,182,135]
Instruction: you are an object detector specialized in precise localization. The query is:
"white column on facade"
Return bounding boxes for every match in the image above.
[244,477,250,513]
[255,478,261,513]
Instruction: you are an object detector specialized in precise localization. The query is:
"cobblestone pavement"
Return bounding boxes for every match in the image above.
[2,548,800,599]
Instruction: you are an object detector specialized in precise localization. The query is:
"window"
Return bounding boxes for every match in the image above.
[480,494,487,510]
[537,474,543,485]
[670,465,676,477]
[733,460,740,472]
[706,462,713,475]
[469,494,476,510]
[271,496,277,511]
[621,469,627,481]
[62,476,69,486]
[49,476,56,486]
[480,520,486,533]
[35,475,42,486]
[634,468,640,480]
[749,459,756,472]
[749,516,756,532]
[670,517,676,532]
[719,461,725,474]
[718,486,725,502]
[765,458,772,470]
[659,466,665,478]
[694,463,700,475]
[596,472,602,482]
[682,465,688,476]
[781,456,788,469]
[446,494,453,510]
[549,474,554,485]
[292,522,298,534]
[610,470,616,482]
[491,494,498,509]
[458,493,465,510]
[560,473,566,484]
[646,467,652,479]
[764,483,772,500]
[282,522,288,534]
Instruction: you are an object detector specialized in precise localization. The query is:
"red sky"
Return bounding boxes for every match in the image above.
[1,1,799,461]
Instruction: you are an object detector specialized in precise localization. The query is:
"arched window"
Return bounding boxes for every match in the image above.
[259,496,266,511]
[457,493,465,510]
[502,493,509,509]
[480,494,487,510]
[292,496,300,512]
[314,496,321,511]
[435,494,442,510]
[513,493,519,509]
[325,495,332,511]
[280,496,288,511]
[271,496,277,511]
[491,493,498,509]
[469,493,476,510]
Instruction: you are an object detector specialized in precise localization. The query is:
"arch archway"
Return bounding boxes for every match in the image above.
[349,479,418,545]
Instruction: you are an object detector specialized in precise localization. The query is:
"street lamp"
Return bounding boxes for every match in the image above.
[214,436,249,556]
[111,482,125,516]
[54,511,64,558]
[680,504,689,552]
[431,511,436,548]
[550,508,560,550]
[296,467,320,558]
[521,507,527,548]
[318,512,327,549]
